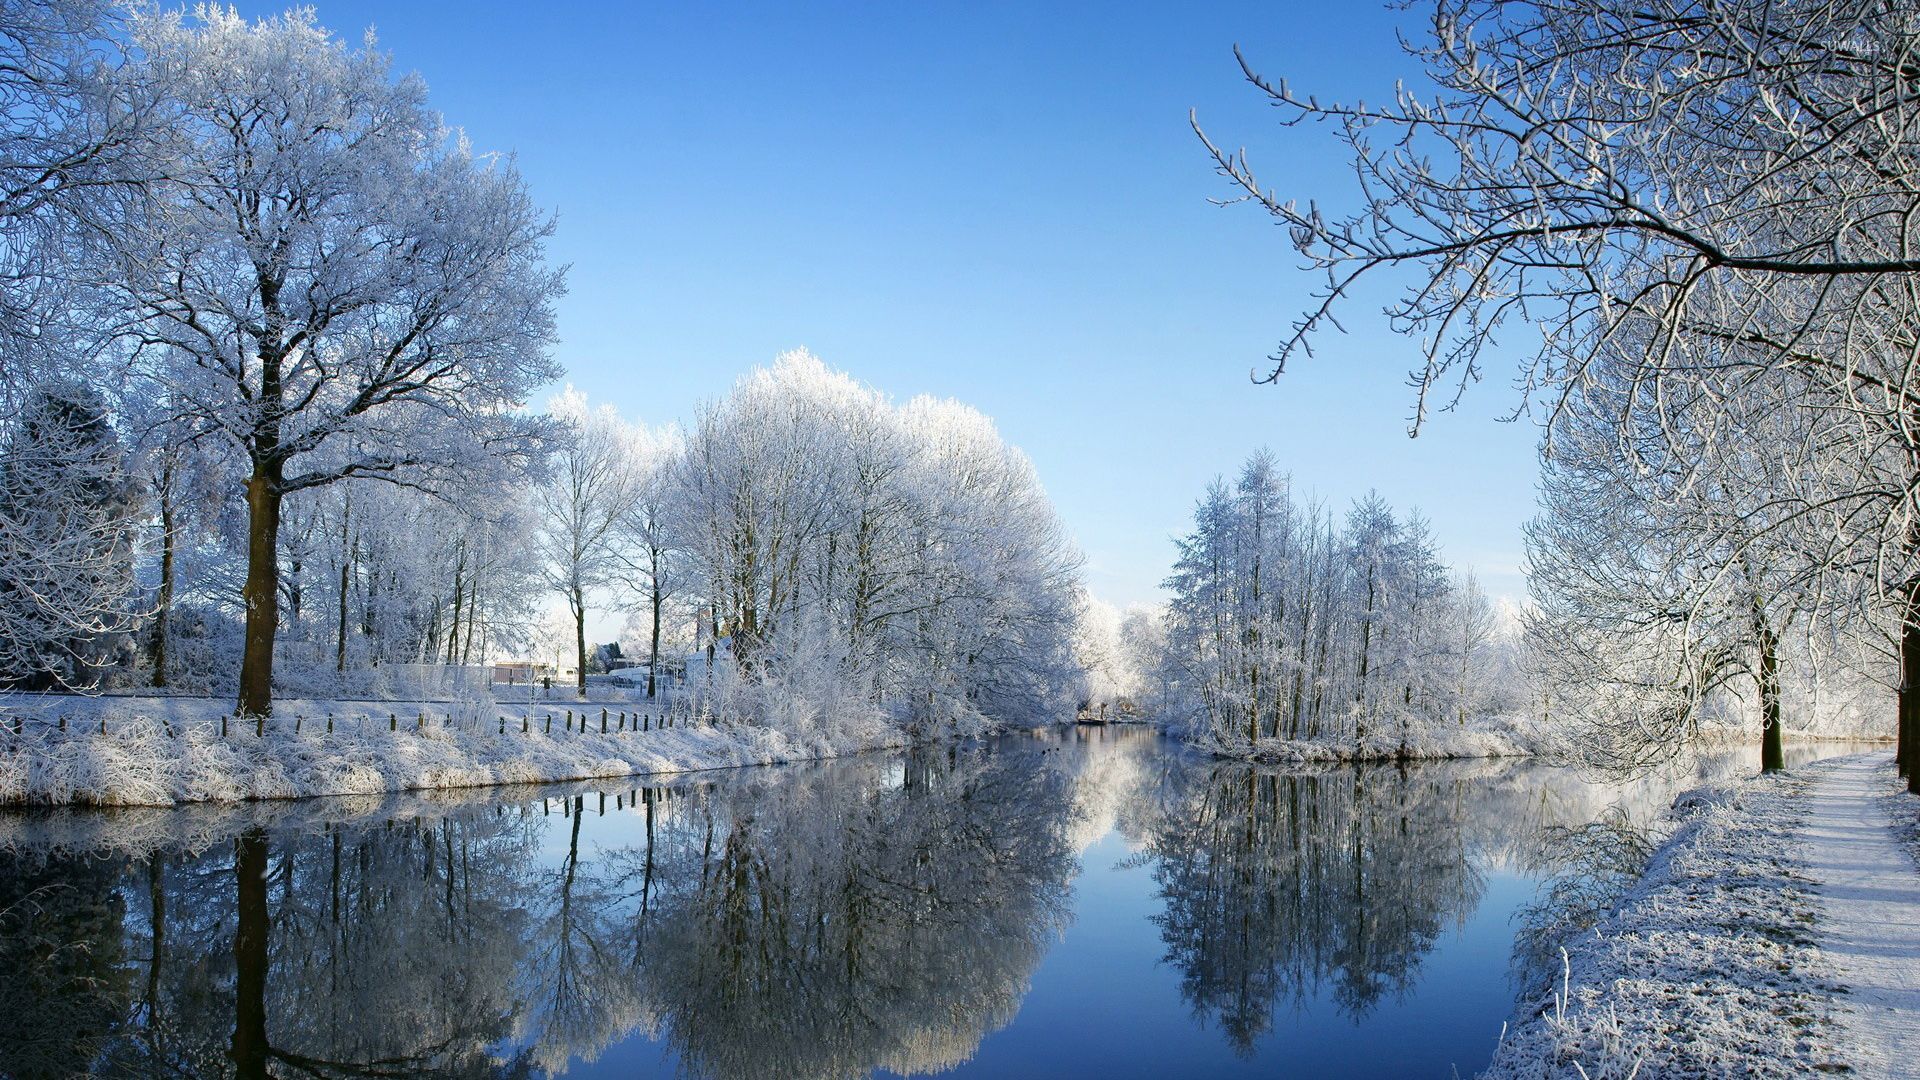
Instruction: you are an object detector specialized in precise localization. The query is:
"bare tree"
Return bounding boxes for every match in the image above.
[534,388,641,698]
[93,9,562,716]
[618,423,687,699]
[0,379,141,688]
[1203,0,1920,784]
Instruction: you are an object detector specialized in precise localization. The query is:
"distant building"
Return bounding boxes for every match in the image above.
[493,660,557,685]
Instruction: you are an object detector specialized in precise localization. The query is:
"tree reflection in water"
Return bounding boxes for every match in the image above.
[631,745,1076,1079]
[1133,761,1485,1052]
[0,741,1077,1080]
[0,848,132,1079]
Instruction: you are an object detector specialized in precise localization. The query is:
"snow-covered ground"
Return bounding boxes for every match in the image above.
[1809,755,1920,1077]
[1481,752,1920,1079]
[0,692,905,806]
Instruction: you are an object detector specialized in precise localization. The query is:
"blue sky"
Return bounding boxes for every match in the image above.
[242,0,1542,609]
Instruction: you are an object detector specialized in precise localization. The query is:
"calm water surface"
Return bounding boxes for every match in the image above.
[0,728,1877,1079]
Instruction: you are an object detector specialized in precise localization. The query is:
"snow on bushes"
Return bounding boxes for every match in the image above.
[1481,770,1846,1079]
[0,696,906,807]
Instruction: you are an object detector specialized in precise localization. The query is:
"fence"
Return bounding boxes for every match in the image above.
[0,703,720,742]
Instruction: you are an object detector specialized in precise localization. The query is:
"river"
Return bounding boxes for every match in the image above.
[0,727,1881,1078]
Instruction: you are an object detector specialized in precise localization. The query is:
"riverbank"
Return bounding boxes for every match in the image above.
[1481,752,1919,1079]
[1191,713,1545,764]
[0,694,908,807]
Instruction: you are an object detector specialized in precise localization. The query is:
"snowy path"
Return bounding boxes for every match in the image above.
[1805,753,1920,1079]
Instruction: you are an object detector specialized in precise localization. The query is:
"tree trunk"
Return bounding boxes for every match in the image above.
[1902,581,1920,791]
[335,499,351,674]
[146,853,165,1024]
[151,463,175,688]
[237,464,284,717]
[463,577,480,665]
[1356,569,1374,743]
[640,789,655,929]
[573,583,588,698]
[648,568,663,700]
[445,557,464,665]
[1755,600,1784,774]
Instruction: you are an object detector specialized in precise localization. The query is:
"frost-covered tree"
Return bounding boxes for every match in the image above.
[533,388,642,698]
[0,0,155,384]
[1159,452,1498,754]
[673,352,1083,732]
[1118,603,1174,715]
[0,379,141,688]
[1204,0,1920,785]
[1075,596,1138,714]
[245,466,546,693]
[616,421,688,699]
[92,8,561,715]
[1199,0,1920,426]
[1451,569,1499,725]
[124,395,237,689]
[1524,348,1856,773]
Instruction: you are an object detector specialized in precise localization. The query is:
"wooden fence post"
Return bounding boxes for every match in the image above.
[390,714,397,732]
[221,715,228,737]
[601,708,608,733]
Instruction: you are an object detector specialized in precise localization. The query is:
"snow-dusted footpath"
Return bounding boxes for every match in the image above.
[1810,754,1920,1077]
[1481,751,1920,1080]
[0,694,907,807]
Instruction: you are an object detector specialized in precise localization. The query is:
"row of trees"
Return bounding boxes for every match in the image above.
[0,5,1086,732]
[1147,450,1510,753]
[0,4,562,716]
[539,353,1087,732]
[1206,0,1920,783]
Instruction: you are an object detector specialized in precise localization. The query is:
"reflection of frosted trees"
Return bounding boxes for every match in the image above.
[0,742,1082,1080]
[0,850,133,1078]
[258,816,541,1077]
[1136,762,1484,1051]
[519,795,658,1074]
[628,745,1078,1079]
[55,808,549,1079]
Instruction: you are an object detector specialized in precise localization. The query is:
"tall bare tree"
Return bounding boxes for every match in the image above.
[1204,0,1920,784]
[93,9,562,716]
